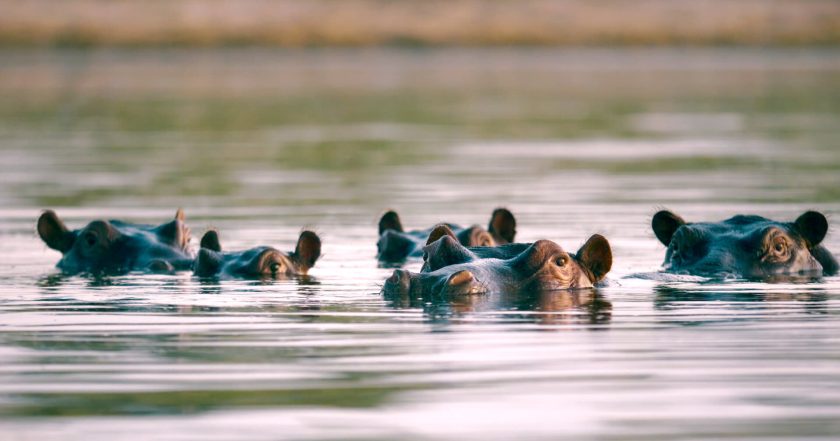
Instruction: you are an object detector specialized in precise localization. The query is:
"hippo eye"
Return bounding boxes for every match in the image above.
[270,262,282,274]
[766,236,791,261]
[84,232,97,247]
[771,240,788,255]
[555,256,568,267]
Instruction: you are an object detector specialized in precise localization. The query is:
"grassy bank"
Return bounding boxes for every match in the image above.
[2,0,840,47]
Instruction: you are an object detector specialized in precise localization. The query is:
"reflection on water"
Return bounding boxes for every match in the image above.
[653,285,831,315]
[1,48,840,440]
[386,288,612,326]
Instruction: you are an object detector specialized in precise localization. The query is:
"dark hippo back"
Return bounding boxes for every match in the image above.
[652,210,838,280]
[37,209,193,275]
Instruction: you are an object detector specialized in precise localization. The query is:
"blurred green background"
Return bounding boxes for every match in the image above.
[2,0,840,47]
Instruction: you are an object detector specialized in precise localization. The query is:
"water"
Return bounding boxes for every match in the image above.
[1,48,840,440]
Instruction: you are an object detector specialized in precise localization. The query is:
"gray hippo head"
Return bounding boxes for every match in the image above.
[37,209,193,275]
[382,233,612,298]
[194,230,321,279]
[376,208,517,263]
[652,210,838,280]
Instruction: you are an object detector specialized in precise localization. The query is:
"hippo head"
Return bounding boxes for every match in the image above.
[376,208,517,263]
[194,230,321,279]
[451,208,518,247]
[455,225,496,248]
[382,233,612,298]
[652,210,838,280]
[37,209,192,275]
[376,210,414,262]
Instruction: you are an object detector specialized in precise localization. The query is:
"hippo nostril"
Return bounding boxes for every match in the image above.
[388,269,409,284]
[385,269,412,294]
[448,270,474,286]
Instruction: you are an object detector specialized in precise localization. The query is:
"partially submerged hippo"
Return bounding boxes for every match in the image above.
[420,224,531,272]
[652,210,838,280]
[37,209,193,275]
[382,231,612,298]
[194,230,321,279]
[376,208,516,263]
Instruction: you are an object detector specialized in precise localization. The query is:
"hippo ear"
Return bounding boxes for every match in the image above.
[794,211,828,247]
[156,218,189,249]
[175,208,185,222]
[810,246,839,276]
[293,231,321,270]
[37,210,75,253]
[488,208,516,244]
[426,224,457,245]
[652,210,686,246]
[378,210,403,234]
[423,234,475,272]
[456,225,495,247]
[194,248,223,277]
[576,234,613,283]
[200,230,222,252]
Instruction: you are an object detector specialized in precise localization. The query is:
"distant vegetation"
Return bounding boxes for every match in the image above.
[2,0,840,47]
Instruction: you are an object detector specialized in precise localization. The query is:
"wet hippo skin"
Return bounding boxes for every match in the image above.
[382,231,612,298]
[376,208,516,264]
[194,230,321,279]
[37,209,194,275]
[652,210,839,280]
[421,223,531,272]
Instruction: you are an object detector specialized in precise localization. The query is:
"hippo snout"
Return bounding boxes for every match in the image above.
[384,269,412,294]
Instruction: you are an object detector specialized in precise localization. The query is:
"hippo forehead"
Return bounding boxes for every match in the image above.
[57,219,190,273]
[222,246,292,275]
[230,246,284,266]
[107,219,189,246]
[683,216,799,243]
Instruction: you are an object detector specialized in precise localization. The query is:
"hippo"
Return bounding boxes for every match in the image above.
[651,210,838,280]
[193,230,321,279]
[420,224,530,272]
[376,208,516,263]
[37,209,193,275]
[382,231,612,298]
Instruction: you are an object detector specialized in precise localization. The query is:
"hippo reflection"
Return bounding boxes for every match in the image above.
[382,232,612,298]
[652,210,838,280]
[37,209,193,275]
[386,284,611,326]
[194,230,321,279]
[376,208,516,264]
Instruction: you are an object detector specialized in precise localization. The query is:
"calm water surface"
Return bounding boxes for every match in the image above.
[1,48,840,440]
